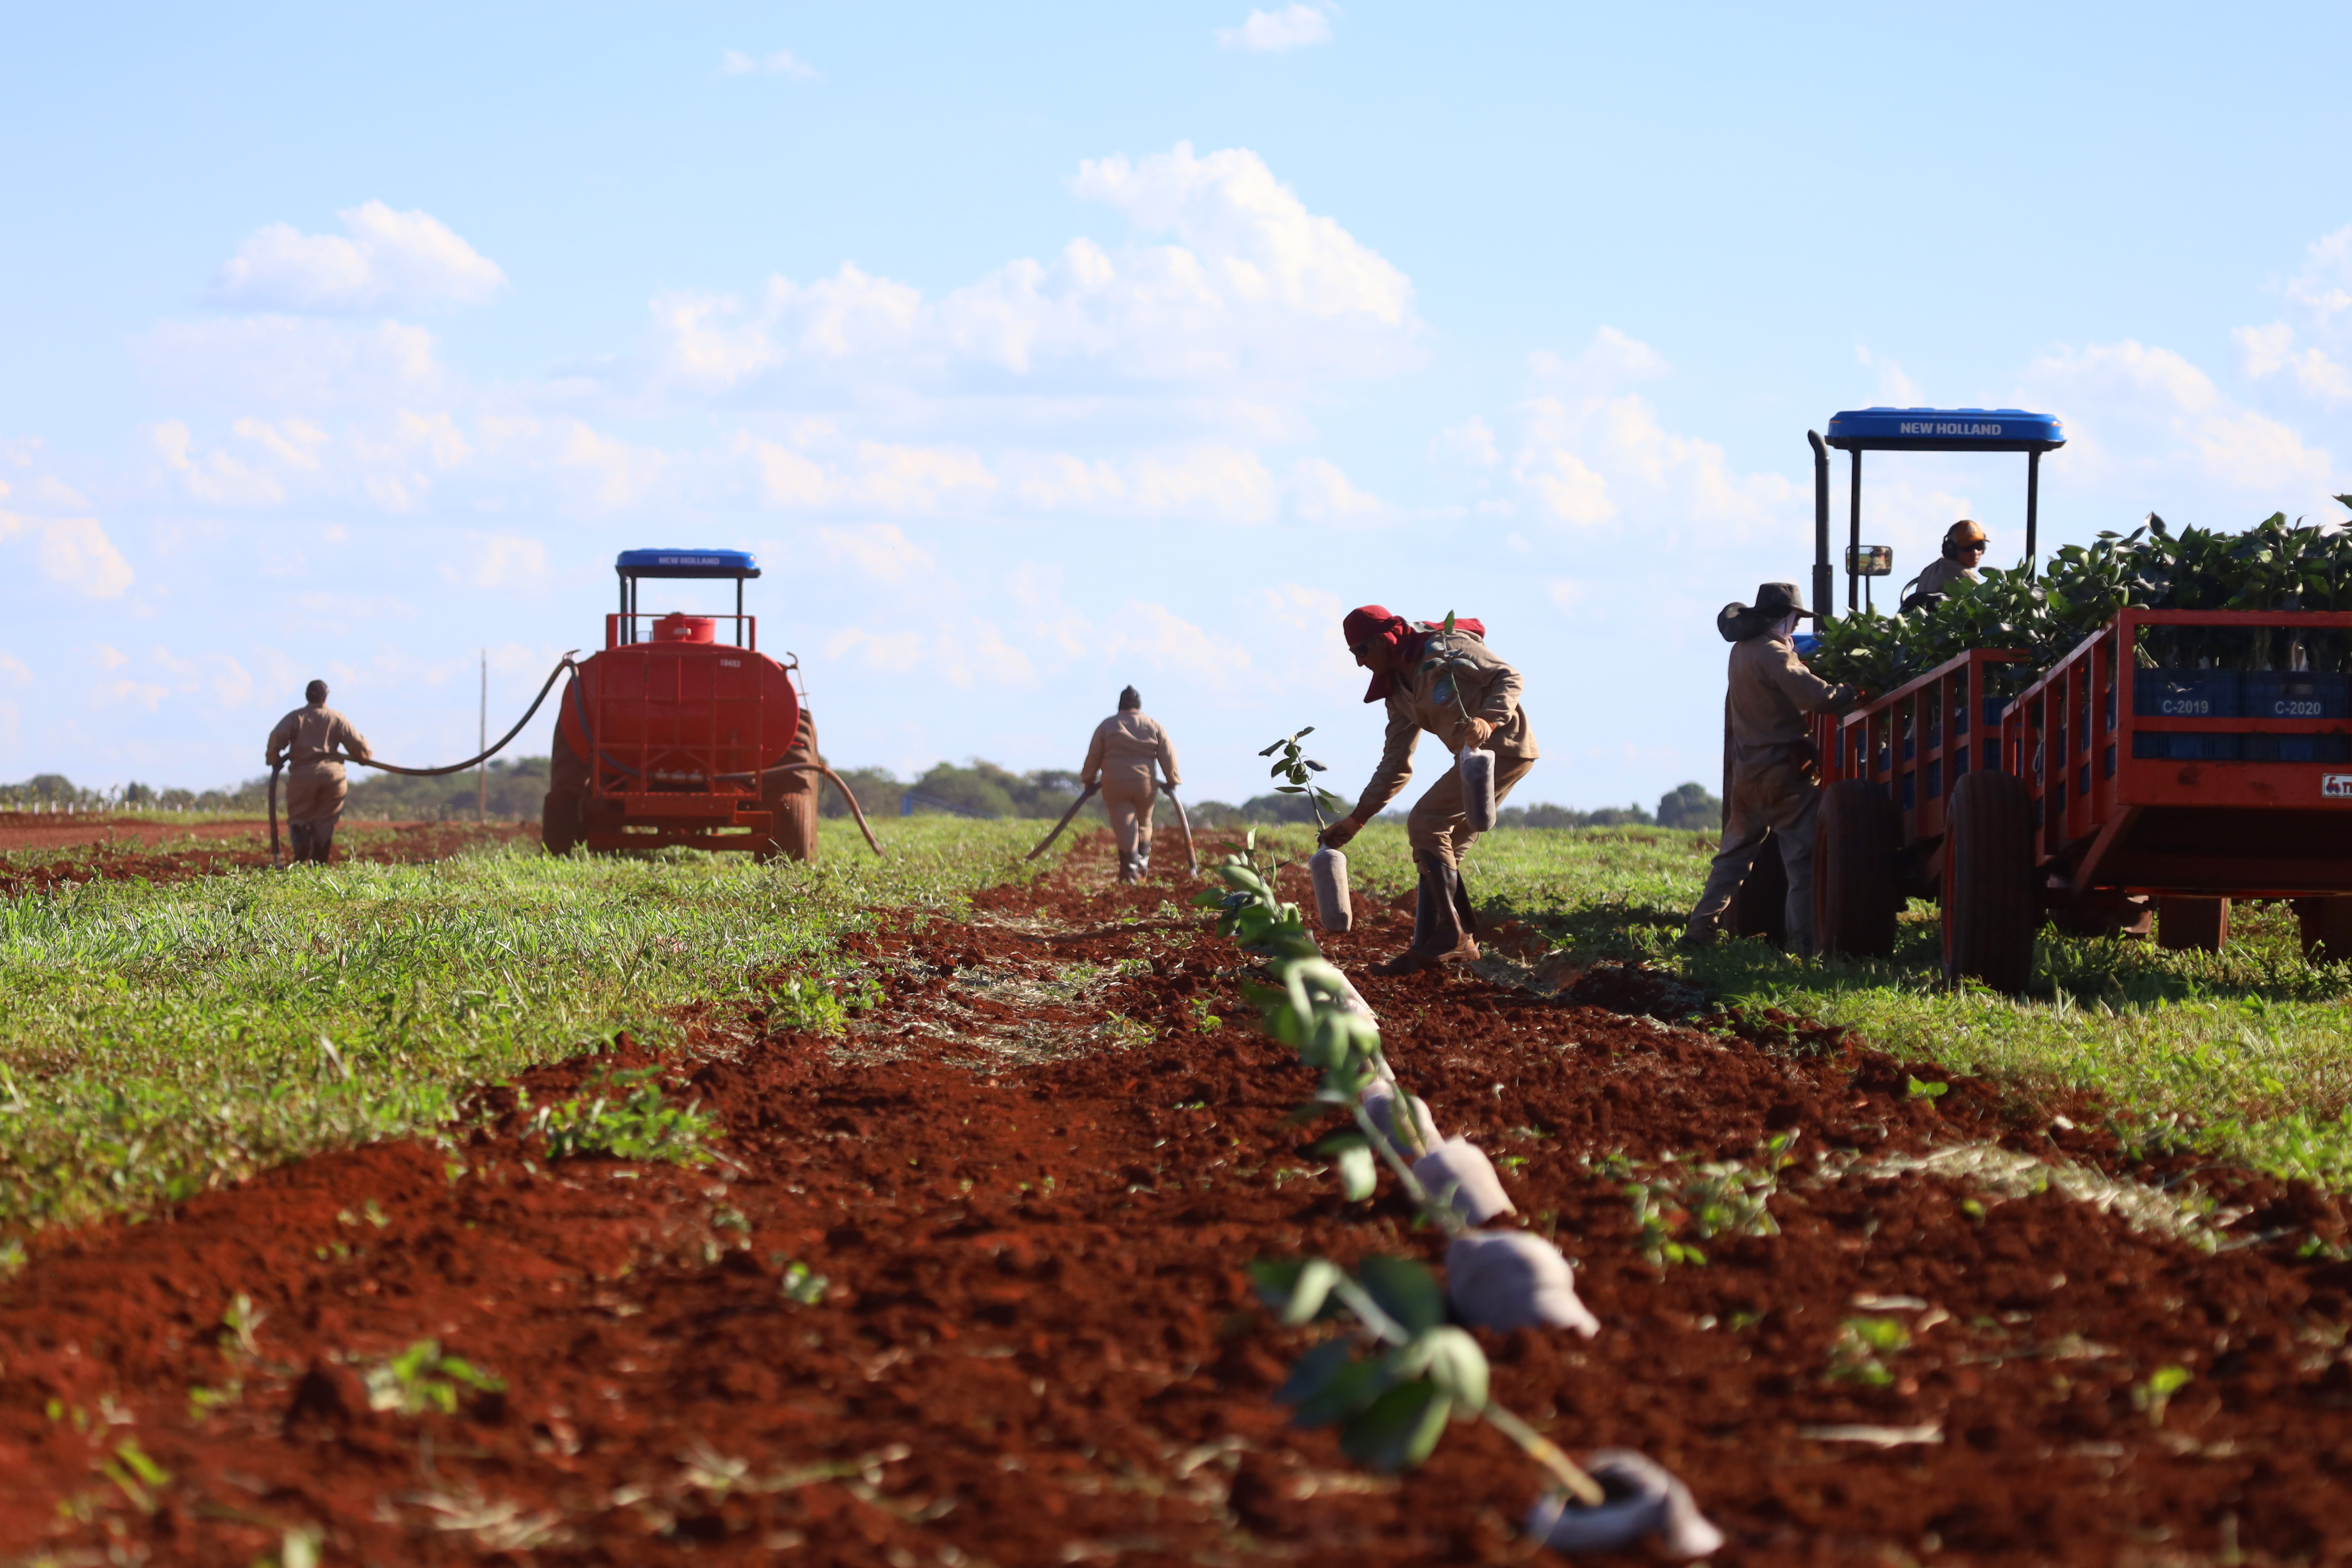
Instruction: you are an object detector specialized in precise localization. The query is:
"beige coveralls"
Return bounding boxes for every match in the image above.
[267,704,371,860]
[1908,556,1978,600]
[1349,630,1537,866]
[1082,712,1179,879]
[1684,634,1858,955]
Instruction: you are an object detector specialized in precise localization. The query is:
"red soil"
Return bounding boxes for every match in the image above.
[2,831,2348,1564]
[0,820,536,895]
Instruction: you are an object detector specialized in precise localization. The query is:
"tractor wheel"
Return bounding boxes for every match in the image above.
[2158,897,2230,953]
[543,730,588,856]
[1940,771,2036,993]
[764,786,818,863]
[2295,897,2352,963]
[1815,779,1900,959]
[1731,830,1787,947]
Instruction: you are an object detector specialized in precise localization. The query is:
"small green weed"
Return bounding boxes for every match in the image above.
[1827,1315,1911,1387]
[534,1067,717,1165]
[363,1340,504,1416]
[2133,1364,2193,1426]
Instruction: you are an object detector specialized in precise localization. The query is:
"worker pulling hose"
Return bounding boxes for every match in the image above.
[268,652,882,864]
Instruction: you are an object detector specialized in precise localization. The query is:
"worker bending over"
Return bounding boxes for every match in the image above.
[1683,583,1859,955]
[1900,519,1989,613]
[1319,606,1536,974]
[1081,685,1179,884]
[267,679,372,865]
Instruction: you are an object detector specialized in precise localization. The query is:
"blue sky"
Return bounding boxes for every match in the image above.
[5,2,2350,808]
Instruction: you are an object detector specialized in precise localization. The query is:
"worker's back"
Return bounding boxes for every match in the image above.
[1085,710,1175,786]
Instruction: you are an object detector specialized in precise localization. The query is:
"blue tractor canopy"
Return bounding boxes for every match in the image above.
[614,548,763,645]
[1809,409,2064,619]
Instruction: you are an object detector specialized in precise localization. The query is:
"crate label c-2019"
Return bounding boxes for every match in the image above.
[2326,774,2352,800]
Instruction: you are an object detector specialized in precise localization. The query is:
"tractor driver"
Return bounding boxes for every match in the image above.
[1682,583,1859,956]
[266,679,372,865]
[1081,685,1179,884]
[1899,519,1989,613]
[1318,606,1536,975]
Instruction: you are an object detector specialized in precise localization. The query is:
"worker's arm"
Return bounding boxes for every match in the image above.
[1079,725,1107,787]
[1346,701,1421,825]
[1767,642,1859,714]
[1155,721,1180,789]
[334,716,373,763]
[264,712,296,766]
[1443,639,1523,748]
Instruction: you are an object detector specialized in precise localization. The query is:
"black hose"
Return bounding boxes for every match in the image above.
[352,653,582,777]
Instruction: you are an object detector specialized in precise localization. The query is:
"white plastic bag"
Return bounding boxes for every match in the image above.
[1526,1450,1724,1558]
[1444,1230,1599,1337]
[1310,845,1352,933]
[1458,747,1497,833]
[1410,1137,1514,1225]
[1361,1082,1439,1160]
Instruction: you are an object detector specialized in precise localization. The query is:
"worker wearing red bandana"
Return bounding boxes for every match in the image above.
[1318,606,1538,974]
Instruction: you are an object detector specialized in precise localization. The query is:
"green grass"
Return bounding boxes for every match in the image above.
[1317,822,2352,1186]
[0,821,1039,1234]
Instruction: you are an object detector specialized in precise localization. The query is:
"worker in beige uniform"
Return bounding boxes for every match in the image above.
[1081,686,1178,884]
[1318,605,1537,974]
[1683,584,1861,955]
[1898,520,1988,613]
[266,680,372,865]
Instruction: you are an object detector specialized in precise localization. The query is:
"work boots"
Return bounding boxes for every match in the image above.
[1372,850,1481,975]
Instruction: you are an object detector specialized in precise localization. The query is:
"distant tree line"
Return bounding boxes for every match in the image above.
[5,764,1721,833]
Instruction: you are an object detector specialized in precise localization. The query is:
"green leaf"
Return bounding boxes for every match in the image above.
[1252,1256,1347,1325]
[1339,1378,1451,1471]
[1291,1352,1390,1427]
[1275,1337,1361,1407]
[1387,1326,1489,1413]
[1355,1256,1446,1334]
[1335,1142,1377,1200]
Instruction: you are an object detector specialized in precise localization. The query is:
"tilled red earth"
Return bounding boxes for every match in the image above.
[0,820,536,895]
[3,830,2350,1565]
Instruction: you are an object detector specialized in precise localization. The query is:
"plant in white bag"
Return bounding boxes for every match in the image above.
[1256,727,1355,931]
[1418,612,1497,832]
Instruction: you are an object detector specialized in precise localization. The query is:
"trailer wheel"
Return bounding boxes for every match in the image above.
[2295,897,2352,963]
[543,730,587,856]
[764,786,818,863]
[1816,780,1900,959]
[1940,771,2035,993]
[1731,829,1788,946]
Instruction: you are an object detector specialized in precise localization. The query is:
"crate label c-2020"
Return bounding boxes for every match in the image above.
[2326,775,2352,800]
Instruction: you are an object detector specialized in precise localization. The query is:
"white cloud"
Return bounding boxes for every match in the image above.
[442,534,550,591]
[1503,330,1798,536]
[2235,322,2352,401]
[212,201,507,313]
[1432,416,1501,472]
[1099,600,1251,688]
[2,468,135,598]
[142,315,444,409]
[1854,344,1922,408]
[646,142,1418,416]
[1289,456,1383,520]
[2286,223,2352,330]
[2020,338,2339,499]
[818,523,935,583]
[0,651,31,686]
[721,48,818,78]
[1216,5,1334,51]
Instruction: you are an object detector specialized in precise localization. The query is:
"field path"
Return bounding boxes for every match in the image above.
[3,830,2350,1564]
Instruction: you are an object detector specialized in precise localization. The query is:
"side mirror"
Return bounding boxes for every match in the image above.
[1846,545,1893,577]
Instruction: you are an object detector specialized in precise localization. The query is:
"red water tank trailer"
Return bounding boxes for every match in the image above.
[542,549,821,860]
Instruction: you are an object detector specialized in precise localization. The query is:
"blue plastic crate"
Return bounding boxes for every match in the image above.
[2241,732,2352,764]
[2241,671,2352,720]
[2133,669,2239,718]
[2132,732,2243,762]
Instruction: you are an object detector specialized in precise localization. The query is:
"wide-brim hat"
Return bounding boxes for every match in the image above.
[1751,582,1815,618]
[1717,582,1813,642]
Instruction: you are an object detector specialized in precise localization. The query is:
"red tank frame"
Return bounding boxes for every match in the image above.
[1814,608,2352,946]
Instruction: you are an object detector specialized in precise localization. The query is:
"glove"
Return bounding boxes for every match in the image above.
[1455,717,1495,749]
[1320,815,1362,849]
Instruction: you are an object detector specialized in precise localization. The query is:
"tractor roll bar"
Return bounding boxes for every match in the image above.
[614,549,762,646]
[1810,409,2064,621]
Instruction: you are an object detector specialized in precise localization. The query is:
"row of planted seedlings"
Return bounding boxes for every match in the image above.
[1195,734,1722,1558]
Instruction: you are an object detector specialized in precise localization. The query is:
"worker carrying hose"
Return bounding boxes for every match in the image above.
[266,680,371,865]
[1899,519,1989,613]
[1081,686,1178,884]
[1683,583,1859,955]
[1319,606,1536,975]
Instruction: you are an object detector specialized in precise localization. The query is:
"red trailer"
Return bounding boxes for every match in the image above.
[542,549,821,861]
[1812,607,2352,991]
